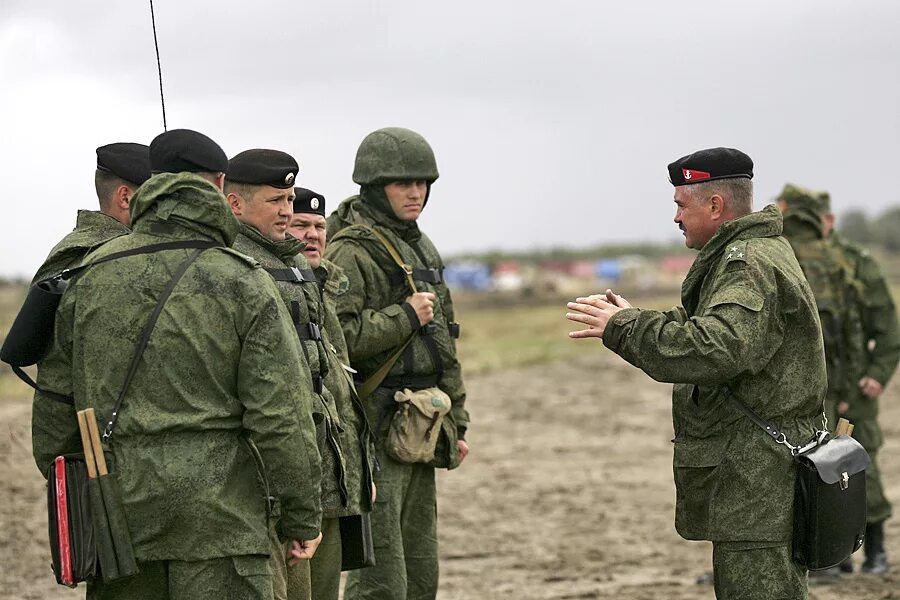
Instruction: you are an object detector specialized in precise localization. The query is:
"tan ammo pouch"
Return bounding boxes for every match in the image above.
[385,387,452,463]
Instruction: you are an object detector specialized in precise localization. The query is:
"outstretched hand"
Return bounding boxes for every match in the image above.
[566,289,631,339]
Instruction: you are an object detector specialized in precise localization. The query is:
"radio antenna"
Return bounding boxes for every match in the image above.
[149,0,167,131]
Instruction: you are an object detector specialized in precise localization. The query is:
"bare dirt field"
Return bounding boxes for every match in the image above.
[2,351,898,599]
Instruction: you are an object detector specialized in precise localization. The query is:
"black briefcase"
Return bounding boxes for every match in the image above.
[792,434,869,570]
[339,514,376,570]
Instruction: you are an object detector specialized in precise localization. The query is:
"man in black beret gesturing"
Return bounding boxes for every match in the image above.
[566,148,825,598]
[33,129,324,599]
[32,142,151,282]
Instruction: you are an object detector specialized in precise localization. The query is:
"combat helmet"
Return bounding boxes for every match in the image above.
[352,127,439,185]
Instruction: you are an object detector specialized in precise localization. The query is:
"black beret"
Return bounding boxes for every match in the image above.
[293,187,326,216]
[667,147,753,187]
[96,142,151,186]
[149,129,228,174]
[227,149,298,189]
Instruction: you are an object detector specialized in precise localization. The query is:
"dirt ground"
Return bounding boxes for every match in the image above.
[2,353,899,599]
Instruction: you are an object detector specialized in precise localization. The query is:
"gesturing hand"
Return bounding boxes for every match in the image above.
[566,290,629,339]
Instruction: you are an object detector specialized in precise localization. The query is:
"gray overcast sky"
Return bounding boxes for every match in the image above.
[2,1,898,277]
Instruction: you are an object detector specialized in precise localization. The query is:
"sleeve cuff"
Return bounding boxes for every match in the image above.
[602,308,641,351]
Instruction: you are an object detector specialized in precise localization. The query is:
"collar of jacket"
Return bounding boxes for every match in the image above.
[74,209,129,233]
[129,172,240,246]
[331,191,423,244]
[681,203,783,315]
[316,258,350,295]
[239,222,306,262]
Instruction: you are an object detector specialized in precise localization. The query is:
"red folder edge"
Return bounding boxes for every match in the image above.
[54,456,74,585]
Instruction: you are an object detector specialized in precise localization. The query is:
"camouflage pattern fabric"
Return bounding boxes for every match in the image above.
[603,205,825,546]
[344,408,439,600]
[32,209,129,283]
[309,517,342,599]
[830,233,899,523]
[232,226,374,596]
[327,188,468,600]
[781,204,864,428]
[86,555,273,600]
[326,193,469,440]
[32,172,323,564]
[712,542,807,600]
[352,127,439,186]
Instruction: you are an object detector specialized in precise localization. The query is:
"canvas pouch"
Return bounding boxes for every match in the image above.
[385,387,452,463]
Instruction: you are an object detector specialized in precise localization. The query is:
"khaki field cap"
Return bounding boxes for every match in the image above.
[352,127,439,185]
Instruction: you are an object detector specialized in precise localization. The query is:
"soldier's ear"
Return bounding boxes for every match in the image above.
[709,193,726,219]
[226,192,244,216]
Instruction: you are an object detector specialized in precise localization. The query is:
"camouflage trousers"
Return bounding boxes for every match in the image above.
[344,449,438,600]
[823,400,891,524]
[86,555,272,600]
[309,517,344,600]
[712,541,807,600]
[849,420,892,524]
[269,523,312,600]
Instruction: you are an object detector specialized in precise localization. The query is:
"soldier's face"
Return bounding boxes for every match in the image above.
[231,186,294,241]
[674,187,717,250]
[385,180,428,221]
[287,213,327,268]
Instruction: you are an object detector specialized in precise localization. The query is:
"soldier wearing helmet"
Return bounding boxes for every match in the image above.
[326,127,470,600]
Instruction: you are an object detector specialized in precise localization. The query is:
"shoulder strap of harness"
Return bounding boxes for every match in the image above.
[339,224,418,294]
[102,247,210,440]
[264,267,318,283]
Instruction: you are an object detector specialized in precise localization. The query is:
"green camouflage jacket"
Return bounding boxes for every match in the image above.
[832,234,900,394]
[318,258,376,516]
[325,194,469,468]
[603,205,825,542]
[32,173,322,562]
[782,210,866,419]
[233,226,374,518]
[32,210,129,283]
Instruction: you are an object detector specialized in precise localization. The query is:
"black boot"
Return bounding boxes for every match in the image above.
[861,521,890,575]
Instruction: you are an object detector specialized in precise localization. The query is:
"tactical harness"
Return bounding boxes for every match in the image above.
[263,266,329,394]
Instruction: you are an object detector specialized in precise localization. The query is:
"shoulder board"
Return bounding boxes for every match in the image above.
[214,247,260,268]
[722,240,750,267]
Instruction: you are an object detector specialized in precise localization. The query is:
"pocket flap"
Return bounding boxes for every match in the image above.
[394,387,452,418]
[797,435,870,484]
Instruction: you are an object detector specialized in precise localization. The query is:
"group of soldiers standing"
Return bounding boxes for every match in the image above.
[30,126,468,599]
[24,133,898,600]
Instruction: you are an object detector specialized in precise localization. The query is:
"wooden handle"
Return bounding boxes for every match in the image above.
[847,423,855,437]
[76,410,98,479]
[835,418,851,436]
[83,408,109,476]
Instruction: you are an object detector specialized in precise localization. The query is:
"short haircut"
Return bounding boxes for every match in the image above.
[685,178,753,216]
[94,169,135,210]
[223,180,259,202]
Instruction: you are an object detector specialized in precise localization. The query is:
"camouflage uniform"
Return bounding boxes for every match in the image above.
[830,233,900,527]
[326,128,469,600]
[310,257,376,600]
[32,172,323,599]
[32,210,129,283]
[232,224,375,600]
[782,186,900,570]
[603,205,824,599]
